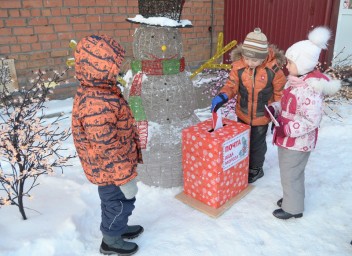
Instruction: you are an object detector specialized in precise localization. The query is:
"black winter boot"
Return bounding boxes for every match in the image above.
[121,225,144,239]
[100,234,138,255]
[273,209,303,220]
[248,167,264,183]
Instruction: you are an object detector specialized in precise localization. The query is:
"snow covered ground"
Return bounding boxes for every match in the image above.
[0,97,351,256]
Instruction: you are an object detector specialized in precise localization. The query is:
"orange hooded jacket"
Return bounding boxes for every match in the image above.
[72,35,142,186]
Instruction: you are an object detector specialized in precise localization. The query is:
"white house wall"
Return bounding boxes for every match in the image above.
[333,0,352,66]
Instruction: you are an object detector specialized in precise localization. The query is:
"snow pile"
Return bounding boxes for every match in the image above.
[0,98,351,255]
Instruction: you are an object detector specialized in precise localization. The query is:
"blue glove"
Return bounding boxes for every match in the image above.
[211,93,228,112]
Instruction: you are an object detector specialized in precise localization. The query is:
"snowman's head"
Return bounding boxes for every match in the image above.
[133,25,183,60]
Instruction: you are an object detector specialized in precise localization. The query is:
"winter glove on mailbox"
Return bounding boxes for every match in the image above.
[211,93,228,112]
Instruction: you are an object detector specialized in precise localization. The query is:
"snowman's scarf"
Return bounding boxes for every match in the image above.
[128,73,148,149]
[131,57,185,75]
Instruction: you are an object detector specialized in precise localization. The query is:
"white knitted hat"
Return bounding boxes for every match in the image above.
[285,26,331,75]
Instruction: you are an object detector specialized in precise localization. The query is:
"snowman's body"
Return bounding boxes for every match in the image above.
[128,25,199,187]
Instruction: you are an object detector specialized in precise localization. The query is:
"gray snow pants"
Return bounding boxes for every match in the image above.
[278,147,311,215]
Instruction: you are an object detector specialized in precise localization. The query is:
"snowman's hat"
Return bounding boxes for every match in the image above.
[126,0,193,28]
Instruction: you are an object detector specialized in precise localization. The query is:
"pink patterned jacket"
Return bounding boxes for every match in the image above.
[272,70,341,152]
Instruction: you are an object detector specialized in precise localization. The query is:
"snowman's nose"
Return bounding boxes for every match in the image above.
[161,45,167,52]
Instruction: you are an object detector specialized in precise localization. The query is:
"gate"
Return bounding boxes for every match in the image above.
[223,0,340,68]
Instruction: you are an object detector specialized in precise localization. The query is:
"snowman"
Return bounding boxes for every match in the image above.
[126,0,199,188]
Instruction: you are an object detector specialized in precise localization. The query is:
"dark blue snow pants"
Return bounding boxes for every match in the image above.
[98,184,136,237]
[238,118,269,169]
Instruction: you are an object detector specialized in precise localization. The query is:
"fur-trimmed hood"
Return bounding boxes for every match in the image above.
[307,75,341,96]
[230,44,286,68]
[288,71,341,96]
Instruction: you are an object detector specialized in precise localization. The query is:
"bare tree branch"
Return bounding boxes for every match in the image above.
[0,60,76,220]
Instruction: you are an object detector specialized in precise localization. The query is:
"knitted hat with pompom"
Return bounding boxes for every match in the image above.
[242,28,269,60]
[285,26,331,75]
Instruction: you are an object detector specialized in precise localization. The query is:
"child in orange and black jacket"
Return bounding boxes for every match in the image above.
[211,28,286,183]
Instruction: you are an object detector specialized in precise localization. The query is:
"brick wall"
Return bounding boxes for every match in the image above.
[0,0,224,99]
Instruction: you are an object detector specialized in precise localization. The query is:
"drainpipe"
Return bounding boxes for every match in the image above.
[209,0,214,58]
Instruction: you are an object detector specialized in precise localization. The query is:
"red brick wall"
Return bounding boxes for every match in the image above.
[0,0,224,99]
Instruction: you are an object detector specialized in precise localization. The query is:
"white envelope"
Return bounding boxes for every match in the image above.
[212,108,223,130]
[265,105,280,126]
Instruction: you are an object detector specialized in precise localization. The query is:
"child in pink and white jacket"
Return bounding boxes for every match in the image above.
[266,27,341,220]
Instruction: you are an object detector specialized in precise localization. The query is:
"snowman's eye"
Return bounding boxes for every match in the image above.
[151,35,154,38]
[173,36,176,39]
